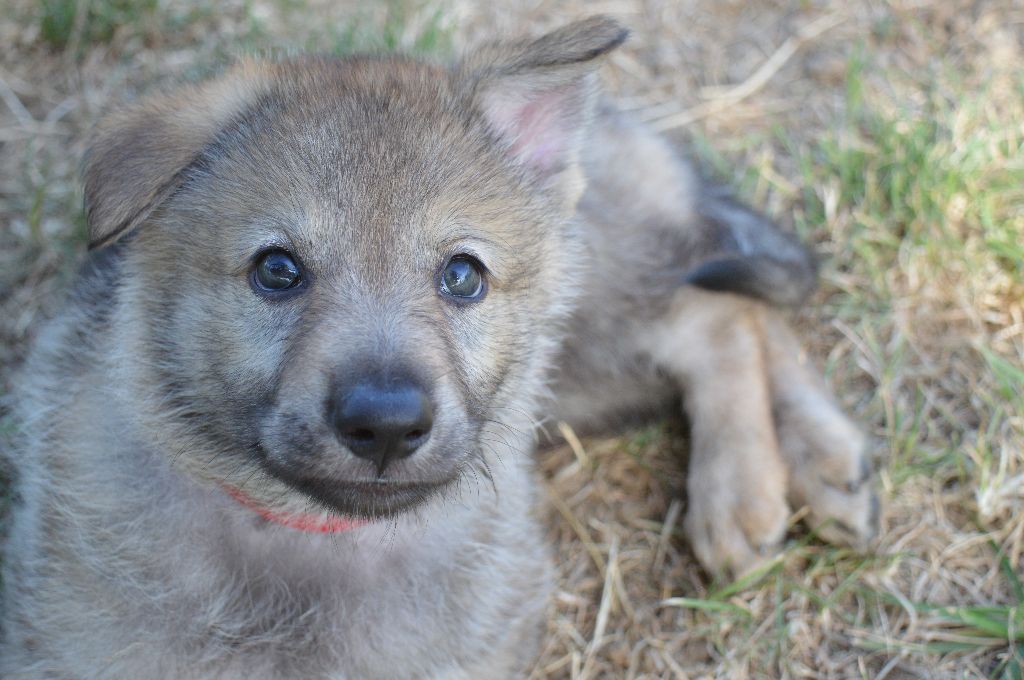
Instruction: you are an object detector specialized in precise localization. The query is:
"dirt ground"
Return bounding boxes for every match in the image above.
[1,1,1022,678]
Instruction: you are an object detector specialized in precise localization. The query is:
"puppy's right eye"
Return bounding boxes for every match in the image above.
[252,250,303,292]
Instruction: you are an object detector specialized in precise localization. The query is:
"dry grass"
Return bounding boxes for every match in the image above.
[1,1,1022,678]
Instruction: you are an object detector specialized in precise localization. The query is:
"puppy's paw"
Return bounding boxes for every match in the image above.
[777,399,880,549]
[683,468,790,578]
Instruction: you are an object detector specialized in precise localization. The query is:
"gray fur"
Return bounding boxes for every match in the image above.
[1,17,876,678]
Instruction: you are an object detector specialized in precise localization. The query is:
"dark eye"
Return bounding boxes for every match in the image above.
[440,255,485,300]
[253,250,303,292]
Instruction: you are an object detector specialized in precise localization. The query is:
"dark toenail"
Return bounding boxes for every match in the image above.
[844,457,873,493]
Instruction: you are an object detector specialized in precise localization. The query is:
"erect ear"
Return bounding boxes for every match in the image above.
[463,16,628,213]
[82,61,272,250]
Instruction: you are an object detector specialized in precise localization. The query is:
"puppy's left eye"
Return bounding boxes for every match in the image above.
[440,255,485,300]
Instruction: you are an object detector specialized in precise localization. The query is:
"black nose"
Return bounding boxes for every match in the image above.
[331,380,433,474]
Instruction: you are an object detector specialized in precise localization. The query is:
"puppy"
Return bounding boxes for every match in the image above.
[0,17,876,678]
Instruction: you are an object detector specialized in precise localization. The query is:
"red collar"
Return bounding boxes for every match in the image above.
[222,484,368,533]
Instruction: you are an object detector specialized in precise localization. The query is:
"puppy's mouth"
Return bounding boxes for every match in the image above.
[248,445,456,523]
[224,474,453,531]
[274,472,452,519]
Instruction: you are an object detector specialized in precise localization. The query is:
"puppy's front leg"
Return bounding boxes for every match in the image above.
[646,288,790,577]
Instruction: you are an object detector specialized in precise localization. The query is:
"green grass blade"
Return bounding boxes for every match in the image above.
[660,597,752,619]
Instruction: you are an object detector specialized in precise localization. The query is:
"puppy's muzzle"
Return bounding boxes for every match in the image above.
[329,377,434,475]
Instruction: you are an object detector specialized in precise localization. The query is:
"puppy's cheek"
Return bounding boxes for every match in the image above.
[258,411,322,470]
[156,290,296,451]
[218,293,298,372]
[204,295,296,394]
[439,305,520,413]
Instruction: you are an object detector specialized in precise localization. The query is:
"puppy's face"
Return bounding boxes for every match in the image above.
[85,19,626,522]
[131,62,564,518]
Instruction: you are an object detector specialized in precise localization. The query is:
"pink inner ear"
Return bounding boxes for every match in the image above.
[484,88,573,174]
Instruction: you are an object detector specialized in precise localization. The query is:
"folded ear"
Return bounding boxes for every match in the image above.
[83,62,272,250]
[464,16,627,212]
